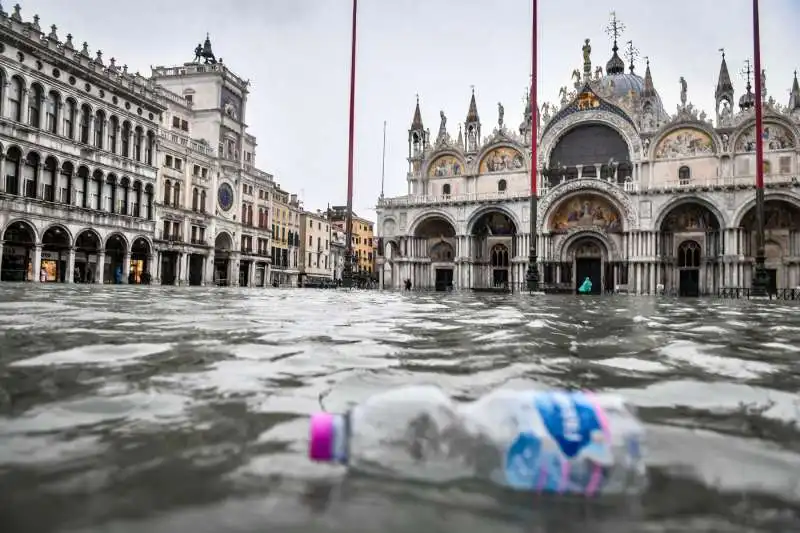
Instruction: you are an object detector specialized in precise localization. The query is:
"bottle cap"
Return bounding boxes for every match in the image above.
[308,412,336,462]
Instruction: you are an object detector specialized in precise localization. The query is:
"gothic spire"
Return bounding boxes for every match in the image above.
[466,86,479,123]
[789,70,800,111]
[642,57,656,98]
[604,11,626,75]
[715,49,734,101]
[410,94,423,130]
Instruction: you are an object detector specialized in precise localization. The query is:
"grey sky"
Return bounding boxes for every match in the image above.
[19,0,800,222]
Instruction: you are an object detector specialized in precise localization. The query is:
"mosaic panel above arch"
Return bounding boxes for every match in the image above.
[740,200,800,230]
[549,194,623,233]
[479,147,525,173]
[428,155,463,178]
[735,123,793,152]
[654,128,714,159]
[661,203,721,232]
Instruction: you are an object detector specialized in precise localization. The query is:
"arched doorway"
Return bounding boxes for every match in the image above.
[214,233,233,286]
[740,199,800,292]
[660,202,721,295]
[1,220,36,281]
[74,229,101,283]
[567,237,606,295]
[490,243,510,288]
[41,225,71,282]
[677,240,702,297]
[105,234,127,284]
[130,237,151,284]
[413,215,457,290]
[470,210,517,290]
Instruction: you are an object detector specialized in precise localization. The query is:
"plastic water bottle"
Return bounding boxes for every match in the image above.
[308,385,646,495]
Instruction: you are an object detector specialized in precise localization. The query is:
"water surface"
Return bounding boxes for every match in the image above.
[1,285,799,532]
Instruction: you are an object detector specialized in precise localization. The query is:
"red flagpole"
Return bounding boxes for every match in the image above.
[343,0,358,287]
[525,0,540,292]
[751,0,767,295]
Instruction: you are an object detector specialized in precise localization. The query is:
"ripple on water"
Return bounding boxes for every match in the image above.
[9,343,172,367]
[659,340,779,380]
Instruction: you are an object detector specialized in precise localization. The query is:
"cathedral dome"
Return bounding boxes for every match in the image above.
[594,71,667,118]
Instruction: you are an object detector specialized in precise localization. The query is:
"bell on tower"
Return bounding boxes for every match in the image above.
[715,48,735,126]
[464,86,481,153]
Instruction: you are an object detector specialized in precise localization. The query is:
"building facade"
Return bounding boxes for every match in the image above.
[329,206,376,279]
[151,36,274,288]
[299,209,332,283]
[0,6,163,284]
[376,19,800,295]
[270,187,301,286]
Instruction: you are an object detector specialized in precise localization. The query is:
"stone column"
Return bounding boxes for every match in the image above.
[182,252,190,285]
[205,252,215,286]
[96,250,106,284]
[66,247,75,283]
[248,260,255,287]
[32,245,42,283]
[153,252,161,284]
[379,264,385,289]
[0,242,4,279]
[122,251,131,283]
[0,155,5,193]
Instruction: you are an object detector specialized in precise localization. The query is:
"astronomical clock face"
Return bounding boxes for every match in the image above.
[217,182,234,212]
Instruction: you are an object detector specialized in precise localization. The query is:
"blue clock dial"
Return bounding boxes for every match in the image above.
[218,182,234,211]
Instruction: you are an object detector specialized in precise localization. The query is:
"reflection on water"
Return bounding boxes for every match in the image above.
[0,285,799,533]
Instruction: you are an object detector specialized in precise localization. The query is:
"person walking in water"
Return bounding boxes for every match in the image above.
[578,276,592,294]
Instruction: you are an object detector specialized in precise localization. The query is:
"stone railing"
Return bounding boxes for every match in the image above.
[378,190,530,207]
[159,130,215,157]
[244,165,274,184]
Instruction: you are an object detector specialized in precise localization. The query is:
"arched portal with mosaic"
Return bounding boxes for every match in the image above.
[414,215,457,291]
[563,232,610,295]
[653,127,715,159]
[738,199,800,291]
[658,200,723,297]
[470,210,517,290]
[479,146,525,174]
[734,122,795,152]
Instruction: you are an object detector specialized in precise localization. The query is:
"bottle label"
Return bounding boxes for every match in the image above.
[504,391,611,494]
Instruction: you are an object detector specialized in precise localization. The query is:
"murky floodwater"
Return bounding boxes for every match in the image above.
[0,285,799,533]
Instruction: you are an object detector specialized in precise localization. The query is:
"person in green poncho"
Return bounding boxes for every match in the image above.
[578,276,592,294]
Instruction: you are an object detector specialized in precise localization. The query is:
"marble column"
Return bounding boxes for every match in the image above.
[248,260,255,287]
[96,250,106,284]
[32,245,42,283]
[204,253,215,286]
[66,247,75,283]
[122,251,131,283]
[0,242,4,279]
[182,252,190,285]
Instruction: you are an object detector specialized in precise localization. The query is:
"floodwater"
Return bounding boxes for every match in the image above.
[0,285,799,533]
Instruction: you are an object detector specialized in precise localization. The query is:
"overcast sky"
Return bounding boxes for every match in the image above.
[19,0,800,222]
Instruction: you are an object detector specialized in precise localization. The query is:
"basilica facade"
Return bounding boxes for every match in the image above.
[376,24,800,296]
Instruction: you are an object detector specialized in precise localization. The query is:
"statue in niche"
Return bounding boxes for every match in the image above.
[721,133,729,151]
[719,101,732,126]
[467,125,477,150]
[497,102,504,127]
[679,76,687,107]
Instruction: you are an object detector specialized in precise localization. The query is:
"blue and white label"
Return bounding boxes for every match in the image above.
[534,391,602,458]
[503,391,612,492]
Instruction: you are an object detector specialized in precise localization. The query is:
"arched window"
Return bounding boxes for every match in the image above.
[677,240,701,268]
[94,110,105,149]
[145,131,155,165]
[63,98,76,139]
[121,121,131,157]
[491,244,510,267]
[247,205,253,225]
[442,183,451,196]
[200,190,206,212]
[241,204,247,222]
[678,166,691,185]
[172,182,180,207]
[134,127,144,161]
[192,187,199,210]
[8,76,24,122]
[45,91,59,133]
[79,104,92,144]
[498,179,507,192]
[28,84,43,128]
[163,179,172,204]
[108,116,119,153]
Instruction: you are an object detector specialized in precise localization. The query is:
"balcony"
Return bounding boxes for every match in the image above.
[158,130,214,157]
[155,230,184,243]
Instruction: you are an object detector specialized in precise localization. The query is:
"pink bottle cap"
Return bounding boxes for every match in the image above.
[309,412,336,462]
